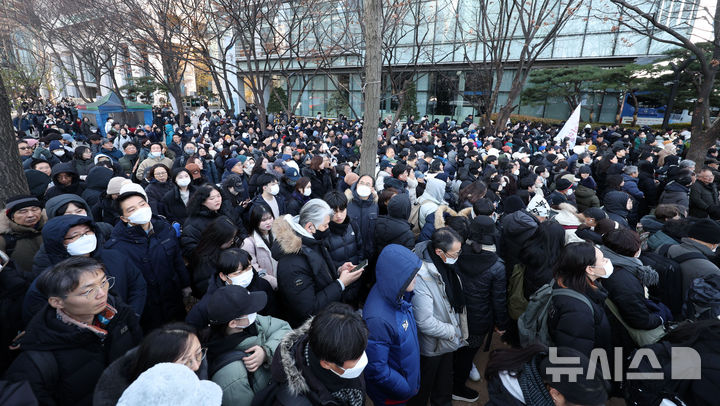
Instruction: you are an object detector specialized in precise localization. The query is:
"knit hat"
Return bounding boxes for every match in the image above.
[344,172,359,186]
[469,215,497,245]
[185,163,202,179]
[224,158,240,172]
[502,195,526,214]
[106,177,129,195]
[688,219,720,244]
[48,140,63,151]
[555,178,573,192]
[237,155,248,164]
[117,363,222,406]
[4,195,42,218]
[118,181,148,200]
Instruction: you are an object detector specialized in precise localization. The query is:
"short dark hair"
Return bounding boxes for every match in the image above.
[324,191,348,211]
[554,242,597,293]
[473,198,495,216]
[654,204,685,221]
[216,248,253,277]
[445,216,470,240]
[309,302,368,365]
[37,257,106,298]
[431,227,462,253]
[149,163,170,180]
[603,228,641,257]
[257,173,278,188]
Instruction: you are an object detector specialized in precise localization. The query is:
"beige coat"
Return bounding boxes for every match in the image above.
[242,231,278,289]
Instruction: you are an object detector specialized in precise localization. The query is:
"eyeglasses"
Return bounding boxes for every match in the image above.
[73,276,115,299]
[63,230,93,242]
[181,347,207,368]
[444,249,462,259]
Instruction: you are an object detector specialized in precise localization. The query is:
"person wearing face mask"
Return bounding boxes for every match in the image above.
[107,183,191,331]
[173,142,198,170]
[160,168,198,226]
[249,173,286,220]
[272,199,362,327]
[186,248,275,330]
[547,242,612,358]
[203,285,291,405]
[598,228,668,351]
[242,205,278,289]
[346,174,378,261]
[286,176,312,216]
[253,303,368,406]
[409,227,468,405]
[23,215,147,324]
[135,143,174,181]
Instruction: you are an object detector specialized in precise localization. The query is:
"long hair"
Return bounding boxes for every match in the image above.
[484,343,547,379]
[458,181,487,205]
[520,221,566,277]
[186,184,222,216]
[247,204,274,246]
[193,216,237,260]
[130,323,197,381]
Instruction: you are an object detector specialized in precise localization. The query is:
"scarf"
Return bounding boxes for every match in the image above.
[518,356,555,406]
[206,324,258,365]
[599,245,659,286]
[57,304,117,338]
[429,248,465,313]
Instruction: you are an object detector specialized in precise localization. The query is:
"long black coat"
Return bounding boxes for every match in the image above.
[144,180,174,215]
[5,297,142,406]
[457,245,509,338]
[345,185,378,260]
[180,206,224,258]
[374,193,415,254]
[271,216,355,327]
[159,185,197,225]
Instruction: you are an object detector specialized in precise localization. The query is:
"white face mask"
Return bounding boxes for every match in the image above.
[149,151,162,158]
[593,261,614,279]
[356,185,372,197]
[303,187,312,196]
[230,270,254,287]
[244,165,254,175]
[269,184,280,195]
[176,177,191,187]
[66,233,97,256]
[565,189,573,196]
[53,149,65,157]
[332,352,368,379]
[512,169,520,176]
[235,312,257,328]
[127,206,152,225]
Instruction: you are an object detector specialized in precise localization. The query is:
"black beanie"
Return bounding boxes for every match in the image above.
[5,195,43,218]
[688,219,720,244]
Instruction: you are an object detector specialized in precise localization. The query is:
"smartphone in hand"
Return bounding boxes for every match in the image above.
[354,259,369,272]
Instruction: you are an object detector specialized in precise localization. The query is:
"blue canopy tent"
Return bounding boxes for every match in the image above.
[77,92,152,136]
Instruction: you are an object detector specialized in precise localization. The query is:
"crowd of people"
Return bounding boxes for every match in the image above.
[1,96,720,406]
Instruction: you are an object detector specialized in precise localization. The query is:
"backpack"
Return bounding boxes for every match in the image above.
[639,251,685,319]
[507,264,528,320]
[208,350,248,379]
[518,284,594,347]
[409,200,434,237]
[683,274,720,321]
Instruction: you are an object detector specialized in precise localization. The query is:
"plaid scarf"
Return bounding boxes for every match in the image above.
[57,304,117,338]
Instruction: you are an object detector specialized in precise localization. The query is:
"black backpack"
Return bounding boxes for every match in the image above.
[208,350,248,379]
[684,274,720,320]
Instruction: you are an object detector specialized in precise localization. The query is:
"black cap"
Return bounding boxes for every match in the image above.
[469,215,497,245]
[555,178,573,192]
[207,286,267,325]
[582,207,607,221]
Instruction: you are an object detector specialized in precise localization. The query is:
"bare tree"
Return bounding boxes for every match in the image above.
[605,0,720,167]
[455,0,583,133]
[0,73,30,202]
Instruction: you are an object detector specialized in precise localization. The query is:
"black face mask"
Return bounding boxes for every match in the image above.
[312,228,329,240]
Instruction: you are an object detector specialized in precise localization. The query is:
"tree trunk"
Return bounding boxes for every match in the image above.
[359,0,382,178]
[0,74,30,203]
[686,126,718,170]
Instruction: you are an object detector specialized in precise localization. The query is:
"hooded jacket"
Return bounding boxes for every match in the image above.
[105,217,190,330]
[622,174,645,201]
[0,208,46,275]
[271,215,351,327]
[417,178,446,229]
[80,167,113,210]
[658,181,690,209]
[363,245,422,404]
[44,162,86,202]
[5,297,142,406]
[25,169,52,200]
[411,240,466,357]
[374,193,415,253]
[666,238,720,296]
[26,215,147,321]
[603,191,631,228]
[258,318,366,405]
[210,315,292,405]
[345,185,378,260]
[574,184,600,212]
[499,210,539,271]
[44,194,113,238]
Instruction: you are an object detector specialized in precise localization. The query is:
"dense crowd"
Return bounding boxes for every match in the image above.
[1,96,720,406]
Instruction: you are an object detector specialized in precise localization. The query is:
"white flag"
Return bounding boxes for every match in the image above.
[554,104,582,149]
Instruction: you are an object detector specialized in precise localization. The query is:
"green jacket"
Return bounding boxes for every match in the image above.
[211,315,291,405]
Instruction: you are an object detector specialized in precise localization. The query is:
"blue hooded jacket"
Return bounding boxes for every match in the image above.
[363,244,422,404]
[24,215,147,324]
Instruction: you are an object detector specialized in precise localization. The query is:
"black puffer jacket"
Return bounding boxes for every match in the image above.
[81,166,113,209]
[324,218,363,269]
[374,193,415,254]
[144,180,174,215]
[658,181,690,210]
[160,185,197,225]
[548,282,612,357]
[603,191,630,228]
[457,243,508,338]
[180,206,224,257]
[637,161,658,208]
[346,185,378,260]
[306,168,334,199]
[499,210,539,271]
[5,298,142,406]
[44,162,86,202]
[271,215,355,327]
